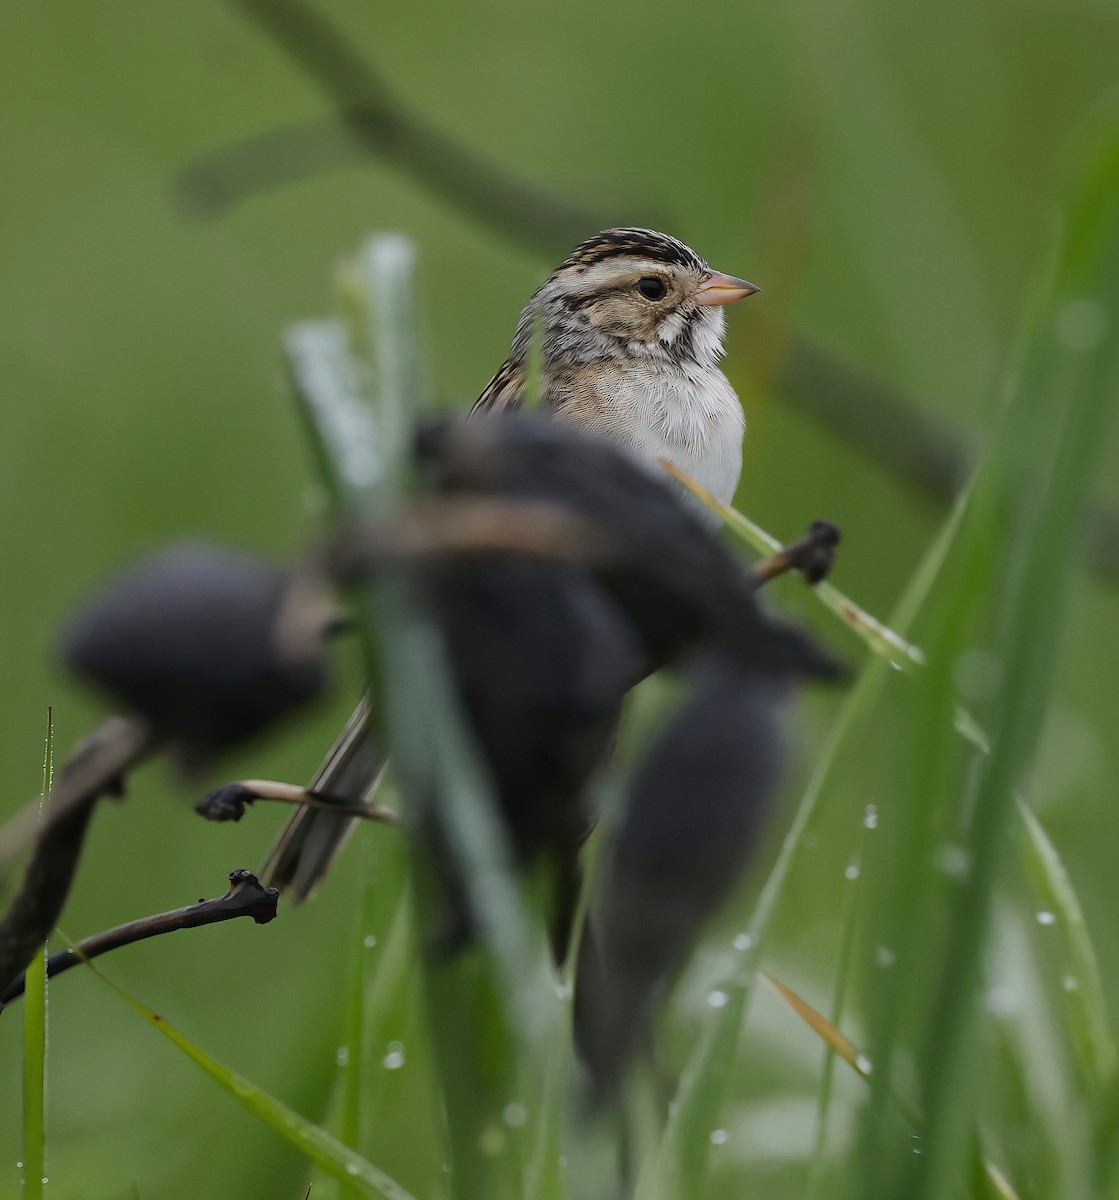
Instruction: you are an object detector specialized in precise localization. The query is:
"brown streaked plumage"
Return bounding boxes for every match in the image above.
[471,227,757,507]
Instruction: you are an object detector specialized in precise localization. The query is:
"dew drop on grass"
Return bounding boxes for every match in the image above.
[855,1054,873,1075]
[383,1040,406,1070]
[863,804,878,830]
[1063,975,1080,992]
[710,1129,728,1145]
[1036,910,1057,926]
[336,1045,350,1067]
[933,843,970,878]
[707,989,729,1009]
[363,934,377,948]
[875,945,896,969]
[732,932,754,952]
[986,984,1018,1018]
[503,1102,528,1128]
[345,1163,362,1177]
[844,862,860,881]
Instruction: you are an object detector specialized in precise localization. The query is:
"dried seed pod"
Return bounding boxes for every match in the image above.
[62,542,334,770]
[415,415,842,680]
[574,661,789,1100]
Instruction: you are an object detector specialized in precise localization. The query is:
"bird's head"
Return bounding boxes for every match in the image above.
[522,227,758,369]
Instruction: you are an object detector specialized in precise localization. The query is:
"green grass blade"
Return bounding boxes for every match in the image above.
[871,110,1119,1200]
[659,458,924,668]
[645,495,967,1198]
[21,709,53,1200]
[291,233,561,1199]
[763,972,1022,1199]
[90,962,416,1200]
[285,318,386,518]
[1016,802,1116,1091]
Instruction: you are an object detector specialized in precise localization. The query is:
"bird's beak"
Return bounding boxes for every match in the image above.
[694,270,760,307]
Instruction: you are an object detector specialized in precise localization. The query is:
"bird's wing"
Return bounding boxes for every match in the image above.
[470,358,524,416]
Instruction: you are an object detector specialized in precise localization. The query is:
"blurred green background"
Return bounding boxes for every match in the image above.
[2,1,1117,1197]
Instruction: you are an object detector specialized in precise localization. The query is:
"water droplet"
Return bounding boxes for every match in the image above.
[863,805,878,830]
[732,932,754,952]
[363,934,378,949]
[844,862,860,881]
[383,1040,406,1070]
[336,1045,350,1067]
[345,1162,362,1177]
[710,1128,728,1145]
[707,989,729,1009]
[875,945,896,969]
[1056,298,1108,352]
[503,1102,528,1128]
[933,843,970,879]
[986,984,1018,1018]
[15,1162,22,1169]
[855,1054,873,1075]
[554,980,573,1000]
[912,1135,923,1155]
[1063,975,1080,992]
[1036,910,1056,927]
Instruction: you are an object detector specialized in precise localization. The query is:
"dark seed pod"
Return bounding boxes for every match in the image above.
[415,415,842,681]
[424,556,644,959]
[61,542,333,770]
[574,662,789,1101]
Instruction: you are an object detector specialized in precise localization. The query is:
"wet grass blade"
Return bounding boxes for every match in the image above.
[87,961,417,1200]
[644,494,967,1199]
[21,709,53,1200]
[864,109,1119,1200]
[761,972,1021,1200]
[1016,802,1116,1092]
[659,458,924,668]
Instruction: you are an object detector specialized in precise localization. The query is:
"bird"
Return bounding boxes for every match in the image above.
[259,228,761,909]
[472,227,758,508]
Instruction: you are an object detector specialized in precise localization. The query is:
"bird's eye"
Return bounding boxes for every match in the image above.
[636,276,667,301]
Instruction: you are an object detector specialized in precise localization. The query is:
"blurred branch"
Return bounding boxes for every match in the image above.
[776,336,968,504]
[0,868,278,1009]
[181,0,1119,588]
[0,718,157,997]
[181,0,624,246]
[777,338,1119,584]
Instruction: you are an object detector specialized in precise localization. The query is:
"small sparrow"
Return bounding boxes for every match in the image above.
[261,229,759,902]
[473,227,758,505]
